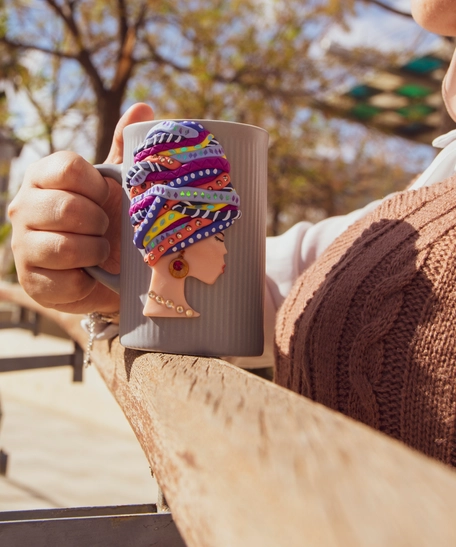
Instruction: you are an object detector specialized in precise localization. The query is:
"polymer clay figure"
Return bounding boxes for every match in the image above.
[141,231,228,318]
[126,121,241,318]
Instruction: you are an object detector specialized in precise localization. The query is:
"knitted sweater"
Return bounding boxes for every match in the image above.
[275,177,456,466]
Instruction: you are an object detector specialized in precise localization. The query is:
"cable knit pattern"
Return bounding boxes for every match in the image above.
[275,176,456,465]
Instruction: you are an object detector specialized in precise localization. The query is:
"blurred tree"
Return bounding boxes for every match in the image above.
[0,0,154,161]
[0,0,430,234]
[0,42,23,225]
[0,43,23,278]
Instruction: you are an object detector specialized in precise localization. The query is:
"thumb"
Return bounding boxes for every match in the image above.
[105,103,155,164]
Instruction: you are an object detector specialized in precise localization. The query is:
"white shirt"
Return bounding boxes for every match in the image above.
[229,130,456,369]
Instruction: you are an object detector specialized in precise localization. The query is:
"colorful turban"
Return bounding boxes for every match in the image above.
[126,120,242,267]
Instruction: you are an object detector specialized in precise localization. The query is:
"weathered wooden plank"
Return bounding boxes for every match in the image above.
[93,340,456,547]
[0,507,185,547]
[0,282,86,345]
[2,282,456,546]
[0,349,83,381]
[0,503,157,521]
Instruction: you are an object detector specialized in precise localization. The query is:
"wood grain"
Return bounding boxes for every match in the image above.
[2,282,456,546]
[93,343,456,547]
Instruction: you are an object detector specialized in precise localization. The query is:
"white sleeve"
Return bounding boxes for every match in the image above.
[229,197,386,370]
[265,199,385,310]
[250,129,456,370]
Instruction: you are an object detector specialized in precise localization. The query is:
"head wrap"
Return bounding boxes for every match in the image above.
[126,121,241,267]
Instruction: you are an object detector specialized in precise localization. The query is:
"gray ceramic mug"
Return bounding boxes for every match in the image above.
[87,120,268,357]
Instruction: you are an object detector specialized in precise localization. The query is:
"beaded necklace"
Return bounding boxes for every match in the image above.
[148,290,194,318]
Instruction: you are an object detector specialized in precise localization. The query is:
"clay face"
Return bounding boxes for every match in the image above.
[141,233,228,319]
[184,233,228,285]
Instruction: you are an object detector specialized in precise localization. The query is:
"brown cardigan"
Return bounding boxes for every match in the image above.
[275,177,456,466]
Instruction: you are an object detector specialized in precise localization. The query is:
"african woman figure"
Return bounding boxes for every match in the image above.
[126,120,241,318]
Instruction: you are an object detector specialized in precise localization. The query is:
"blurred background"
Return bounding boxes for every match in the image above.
[1,0,454,245]
[0,0,454,512]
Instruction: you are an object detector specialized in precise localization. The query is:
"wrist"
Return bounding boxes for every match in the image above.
[89,311,120,325]
[82,311,120,367]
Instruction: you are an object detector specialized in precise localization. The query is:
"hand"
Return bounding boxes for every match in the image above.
[8,103,155,314]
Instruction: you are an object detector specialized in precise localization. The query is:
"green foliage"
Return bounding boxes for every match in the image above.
[0,222,11,244]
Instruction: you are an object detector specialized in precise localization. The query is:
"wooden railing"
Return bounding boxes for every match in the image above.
[2,281,456,546]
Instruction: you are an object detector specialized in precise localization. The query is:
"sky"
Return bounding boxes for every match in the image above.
[328,1,438,53]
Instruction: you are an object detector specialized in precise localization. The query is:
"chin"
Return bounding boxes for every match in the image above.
[203,273,221,285]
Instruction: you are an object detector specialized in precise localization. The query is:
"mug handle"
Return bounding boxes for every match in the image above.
[84,163,123,294]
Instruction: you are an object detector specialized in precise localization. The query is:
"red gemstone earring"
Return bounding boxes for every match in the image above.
[169,251,189,278]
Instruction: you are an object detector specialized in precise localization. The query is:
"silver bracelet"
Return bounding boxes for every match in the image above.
[83,312,120,367]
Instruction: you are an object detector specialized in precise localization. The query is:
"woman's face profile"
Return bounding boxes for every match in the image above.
[185,232,228,285]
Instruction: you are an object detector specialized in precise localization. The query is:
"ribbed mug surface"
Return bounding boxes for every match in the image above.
[119,120,268,357]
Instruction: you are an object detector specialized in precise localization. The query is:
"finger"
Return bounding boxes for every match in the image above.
[18,267,96,306]
[105,103,155,164]
[20,188,110,235]
[18,267,119,313]
[14,231,110,271]
[17,151,111,207]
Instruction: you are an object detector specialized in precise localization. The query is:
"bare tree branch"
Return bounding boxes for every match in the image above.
[363,0,413,19]
[0,37,78,60]
[117,0,129,45]
[44,0,105,95]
